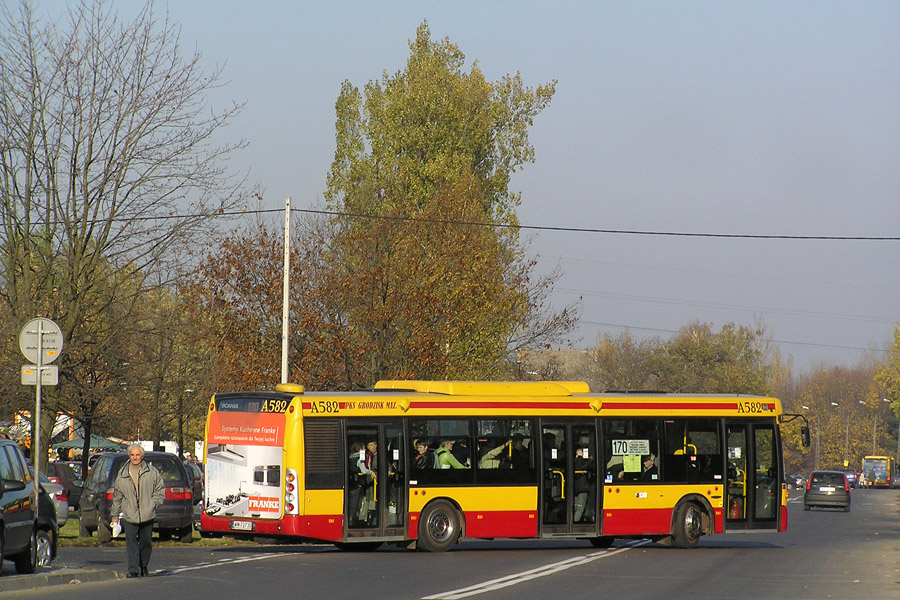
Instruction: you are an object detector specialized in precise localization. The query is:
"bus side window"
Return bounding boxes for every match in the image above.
[410,419,473,485]
[475,419,535,485]
[663,419,723,484]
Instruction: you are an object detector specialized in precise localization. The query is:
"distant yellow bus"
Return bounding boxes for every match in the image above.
[860,455,893,488]
[201,380,795,551]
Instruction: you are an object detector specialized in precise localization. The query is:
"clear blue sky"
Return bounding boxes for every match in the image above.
[43,1,900,371]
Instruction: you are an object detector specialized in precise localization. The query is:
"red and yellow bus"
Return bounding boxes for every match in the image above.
[860,455,893,488]
[201,380,798,550]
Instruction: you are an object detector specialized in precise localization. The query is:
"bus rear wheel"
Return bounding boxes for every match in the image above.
[588,536,615,548]
[672,502,703,549]
[417,500,460,552]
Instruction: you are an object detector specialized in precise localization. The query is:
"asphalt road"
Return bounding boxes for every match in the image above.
[5,487,898,599]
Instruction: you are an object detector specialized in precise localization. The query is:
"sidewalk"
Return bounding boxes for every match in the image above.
[0,567,120,593]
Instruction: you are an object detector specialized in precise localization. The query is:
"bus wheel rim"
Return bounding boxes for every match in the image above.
[684,506,701,539]
[428,512,453,542]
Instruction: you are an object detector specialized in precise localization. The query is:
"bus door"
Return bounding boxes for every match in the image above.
[724,421,779,530]
[540,423,599,536]
[345,421,406,539]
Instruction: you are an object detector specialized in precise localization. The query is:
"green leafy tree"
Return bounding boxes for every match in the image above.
[318,22,573,386]
[798,366,875,471]
[587,331,660,392]
[651,322,771,394]
[585,322,772,395]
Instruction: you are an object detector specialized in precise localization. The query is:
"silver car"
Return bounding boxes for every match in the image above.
[36,471,68,526]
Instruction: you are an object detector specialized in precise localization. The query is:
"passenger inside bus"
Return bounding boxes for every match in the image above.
[436,440,468,469]
[413,439,436,469]
[478,439,512,468]
[451,438,471,466]
[501,434,530,470]
[606,456,625,480]
[640,454,658,480]
[573,446,595,522]
[363,440,377,525]
[478,435,530,469]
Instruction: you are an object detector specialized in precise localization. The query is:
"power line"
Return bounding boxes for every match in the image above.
[289,208,900,241]
[40,205,900,241]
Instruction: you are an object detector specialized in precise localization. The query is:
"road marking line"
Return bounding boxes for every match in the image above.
[422,540,649,600]
[168,554,283,574]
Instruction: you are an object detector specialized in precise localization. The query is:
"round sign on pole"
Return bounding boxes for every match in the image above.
[19,318,64,364]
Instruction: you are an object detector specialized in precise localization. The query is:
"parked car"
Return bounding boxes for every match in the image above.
[31,469,68,527]
[0,438,58,573]
[837,469,858,488]
[86,453,103,474]
[183,461,203,505]
[79,451,194,543]
[61,460,84,480]
[804,470,851,512]
[47,461,83,508]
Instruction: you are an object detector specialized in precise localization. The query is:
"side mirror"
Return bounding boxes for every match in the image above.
[800,426,811,448]
[0,478,27,493]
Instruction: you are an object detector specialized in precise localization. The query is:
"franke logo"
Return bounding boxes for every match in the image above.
[248,496,280,512]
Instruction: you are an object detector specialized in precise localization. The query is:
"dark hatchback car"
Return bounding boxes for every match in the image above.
[183,461,203,505]
[0,438,58,573]
[79,451,194,543]
[47,461,83,508]
[804,470,851,512]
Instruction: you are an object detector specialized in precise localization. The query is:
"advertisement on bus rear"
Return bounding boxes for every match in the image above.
[205,410,286,519]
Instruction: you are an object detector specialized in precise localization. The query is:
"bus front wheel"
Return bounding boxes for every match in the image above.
[417,500,460,552]
[672,502,702,549]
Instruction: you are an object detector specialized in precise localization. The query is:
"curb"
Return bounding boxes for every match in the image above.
[0,568,121,592]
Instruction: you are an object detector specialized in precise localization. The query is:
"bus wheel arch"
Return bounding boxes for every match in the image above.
[671,496,711,549]
[417,499,463,552]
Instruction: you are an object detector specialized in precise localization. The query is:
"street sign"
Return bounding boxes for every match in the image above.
[18,318,63,364]
[21,365,59,386]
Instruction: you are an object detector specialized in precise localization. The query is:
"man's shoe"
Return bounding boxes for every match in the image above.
[126,573,139,578]
[141,568,149,576]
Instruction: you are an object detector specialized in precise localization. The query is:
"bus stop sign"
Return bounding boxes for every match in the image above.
[19,318,63,364]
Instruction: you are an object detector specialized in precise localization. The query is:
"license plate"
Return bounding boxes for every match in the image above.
[820,486,835,492]
[230,520,254,531]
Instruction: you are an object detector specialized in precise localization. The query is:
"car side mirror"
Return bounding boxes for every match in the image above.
[0,478,26,493]
[800,426,810,448]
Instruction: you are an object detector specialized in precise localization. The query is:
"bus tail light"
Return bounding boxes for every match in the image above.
[284,468,299,515]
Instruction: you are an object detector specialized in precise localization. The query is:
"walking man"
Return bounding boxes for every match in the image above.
[110,444,164,577]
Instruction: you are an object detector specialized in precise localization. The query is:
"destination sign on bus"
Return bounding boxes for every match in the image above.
[611,439,650,456]
[216,397,290,413]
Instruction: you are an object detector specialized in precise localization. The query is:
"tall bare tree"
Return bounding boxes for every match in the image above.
[0,0,246,460]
